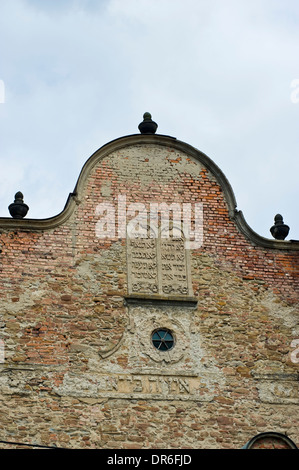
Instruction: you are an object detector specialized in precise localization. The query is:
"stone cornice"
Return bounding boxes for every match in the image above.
[0,133,298,251]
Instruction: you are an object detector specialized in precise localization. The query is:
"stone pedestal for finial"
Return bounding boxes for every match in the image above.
[270,214,290,240]
[138,112,158,134]
[8,192,29,219]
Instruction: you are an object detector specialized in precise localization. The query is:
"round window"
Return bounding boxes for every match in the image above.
[151,329,174,351]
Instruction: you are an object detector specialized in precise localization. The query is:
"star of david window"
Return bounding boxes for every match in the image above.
[151,329,174,351]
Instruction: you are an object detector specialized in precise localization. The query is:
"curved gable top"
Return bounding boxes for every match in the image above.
[0,133,298,251]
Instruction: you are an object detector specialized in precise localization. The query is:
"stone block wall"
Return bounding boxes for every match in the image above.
[0,133,298,449]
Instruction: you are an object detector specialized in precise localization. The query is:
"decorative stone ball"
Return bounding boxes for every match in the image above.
[8,192,29,219]
[138,112,158,134]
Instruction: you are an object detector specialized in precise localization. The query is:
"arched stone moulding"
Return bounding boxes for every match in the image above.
[0,133,298,251]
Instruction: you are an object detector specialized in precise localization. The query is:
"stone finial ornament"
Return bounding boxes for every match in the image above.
[8,192,29,219]
[138,112,158,134]
[270,214,290,240]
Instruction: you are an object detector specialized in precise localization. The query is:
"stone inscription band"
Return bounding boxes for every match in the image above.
[54,373,209,401]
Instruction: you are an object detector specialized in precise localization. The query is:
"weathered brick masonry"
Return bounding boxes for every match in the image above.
[0,121,298,449]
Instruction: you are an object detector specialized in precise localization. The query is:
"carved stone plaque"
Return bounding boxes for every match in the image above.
[127,227,193,298]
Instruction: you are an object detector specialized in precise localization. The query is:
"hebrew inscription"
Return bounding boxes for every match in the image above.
[127,228,193,297]
[54,372,213,402]
[127,238,159,295]
[160,236,191,296]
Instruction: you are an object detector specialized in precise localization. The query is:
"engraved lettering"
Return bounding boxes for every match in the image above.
[133,377,143,393]
[148,377,160,394]
[57,373,206,400]
[178,378,190,394]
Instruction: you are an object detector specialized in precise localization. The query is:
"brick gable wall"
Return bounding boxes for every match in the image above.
[0,135,298,449]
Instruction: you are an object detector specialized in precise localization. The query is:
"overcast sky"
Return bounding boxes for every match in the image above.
[0,0,298,240]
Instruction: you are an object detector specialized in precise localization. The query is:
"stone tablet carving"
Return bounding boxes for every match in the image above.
[127,225,193,298]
